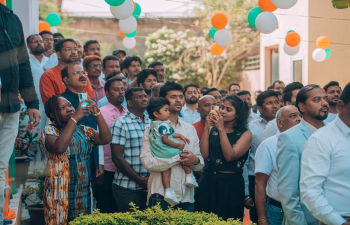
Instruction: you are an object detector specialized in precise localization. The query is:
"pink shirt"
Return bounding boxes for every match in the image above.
[91,80,105,102]
[100,102,127,172]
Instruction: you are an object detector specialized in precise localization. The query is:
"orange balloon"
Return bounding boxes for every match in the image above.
[259,0,277,12]
[119,30,126,38]
[132,0,135,10]
[211,13,228,30]
[211,43,225,56]
[316,36,330,49]
[38,21,51,33]
[285,32,300,47]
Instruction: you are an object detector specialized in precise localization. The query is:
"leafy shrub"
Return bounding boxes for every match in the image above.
[70,203,253,225]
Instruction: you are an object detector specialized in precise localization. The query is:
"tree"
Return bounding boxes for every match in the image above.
[332,0,350,9]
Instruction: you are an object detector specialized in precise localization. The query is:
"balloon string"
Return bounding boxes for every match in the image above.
[261,35,350,46]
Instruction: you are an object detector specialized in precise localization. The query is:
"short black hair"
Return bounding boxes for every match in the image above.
[26,34,40,44]
[53,33,64,39]
[121,56,142,70]
[296,84,320,114]
[237,90,251,97]
[83,40,99,52]
[339,82,350,105]
[267,85,274,90]
[200,87,209,93]
[55,39,76,52]
[148,61,163,68]
[106,71,123,81]
[136,69,158,86]
[203,88,218,96]
[102,55,119,68]
[273,80,284,88]
[283,82,304,104]
[104,78,123,92]
[125,87,144,101]
[39,30,53,37]
[257,90,279,107]
[147,97,170,120]
[276,91,282,96]
[183,84,199,94]
[159,81,183,98]
[229,83,240,91]
[218,89,228,94]
[323,81,341,93]
[61,62,80,83]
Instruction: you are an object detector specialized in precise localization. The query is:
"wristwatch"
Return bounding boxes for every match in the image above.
[93,109,101,117]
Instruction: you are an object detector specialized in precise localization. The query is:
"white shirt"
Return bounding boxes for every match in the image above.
[180,104,200,125]
[324,112,338,124]
[261,118,278,142]
[300,116,350,225]
[248,110,259,124]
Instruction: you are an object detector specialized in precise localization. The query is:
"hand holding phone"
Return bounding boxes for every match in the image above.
[78,93,89,108]
[210,105,219,115]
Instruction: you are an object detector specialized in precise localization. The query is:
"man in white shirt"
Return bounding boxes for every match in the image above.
[323,81,341,123]
[140,81,204,212]
[300,82,350,225]
[181,84,200,124]
[255,105,301,225]
[237,90,259,124]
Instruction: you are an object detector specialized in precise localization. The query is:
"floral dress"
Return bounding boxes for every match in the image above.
[39,124,94,224]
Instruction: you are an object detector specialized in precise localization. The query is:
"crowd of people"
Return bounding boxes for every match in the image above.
[1,5,350,225]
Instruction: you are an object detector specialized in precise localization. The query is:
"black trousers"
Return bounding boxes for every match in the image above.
[249,175,258,223]
[95,170,118,213]
[112,184,147,213]
[194,171,245,221]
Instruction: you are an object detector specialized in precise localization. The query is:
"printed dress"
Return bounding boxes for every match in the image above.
[39,125,94,224]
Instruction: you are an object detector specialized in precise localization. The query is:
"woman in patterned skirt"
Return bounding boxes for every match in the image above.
[39,95,112,224]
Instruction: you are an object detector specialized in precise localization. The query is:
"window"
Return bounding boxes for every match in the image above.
[271,48,279,83]
[293,60,302,83]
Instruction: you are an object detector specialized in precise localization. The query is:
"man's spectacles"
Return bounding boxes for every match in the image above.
[89,64,102,68]
[70,71,87,76]
[43,38,53,42]
[30,40,43,44]
[58,48,79,52]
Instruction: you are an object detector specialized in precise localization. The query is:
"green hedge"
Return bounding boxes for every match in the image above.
[69,203,253,225]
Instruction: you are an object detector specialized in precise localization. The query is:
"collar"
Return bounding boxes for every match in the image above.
[275,130,281,138]
[167,116,183,128]
[249,111,255,118]
[97,80,105,89]
[303,119,324,134]
[258,116,268,125]
[182,104,196,112]
[127,110,148,121]
[335,116,350,137]
[106,102,126,113]
[64,88,79,100]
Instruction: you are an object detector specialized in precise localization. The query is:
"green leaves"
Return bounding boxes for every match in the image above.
[332,0,350,8]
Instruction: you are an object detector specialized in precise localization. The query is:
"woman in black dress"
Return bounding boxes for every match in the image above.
[194,94,252,221]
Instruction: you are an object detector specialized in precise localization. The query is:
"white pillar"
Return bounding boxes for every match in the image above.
[12,0,39,36]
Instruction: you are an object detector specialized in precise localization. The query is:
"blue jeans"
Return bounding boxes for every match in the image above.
[148,194,194,212]
[266,199,284,225]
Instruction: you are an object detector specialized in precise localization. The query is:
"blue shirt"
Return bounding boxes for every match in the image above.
[97,96,128,110]
[180,104,200,125]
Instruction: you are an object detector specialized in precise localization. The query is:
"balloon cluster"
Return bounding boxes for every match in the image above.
[107,0,141,49]
[39,12,61,33]
[312,36,331,62]
[209,13,231,56]
[248,0,298,34]
[284,30,300,55]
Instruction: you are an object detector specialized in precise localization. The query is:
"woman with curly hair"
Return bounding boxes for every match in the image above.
[194,94,252,221]
[39,95,112,224]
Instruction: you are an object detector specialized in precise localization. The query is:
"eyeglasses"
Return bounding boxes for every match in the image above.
[89,64,102,68]
[70,71,87,76]
[29,40,43,44]
[43,38,53,42]
[54,38,62,42]
[58,48,79,52]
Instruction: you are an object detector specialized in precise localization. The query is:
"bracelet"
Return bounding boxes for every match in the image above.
[258,219,268,224]
[244,196,250,201]
[93,109,101,116]
[70,117,77,123]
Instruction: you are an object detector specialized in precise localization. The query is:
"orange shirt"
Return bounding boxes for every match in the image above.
[192,120,205,142]
[39,66,95,104]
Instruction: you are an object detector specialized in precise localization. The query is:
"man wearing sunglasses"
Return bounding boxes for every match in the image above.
[84,55,105,102]
[39,39,95,104]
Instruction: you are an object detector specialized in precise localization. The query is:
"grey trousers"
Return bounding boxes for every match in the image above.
[111,184,147,212]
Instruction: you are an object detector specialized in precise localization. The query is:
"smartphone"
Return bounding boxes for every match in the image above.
[211,105,219,114]
[78,93,89,108]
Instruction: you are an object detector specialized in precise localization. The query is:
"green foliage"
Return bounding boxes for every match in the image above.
[70,203,253,225]
[21,169,46,207]
[332,0,350,9]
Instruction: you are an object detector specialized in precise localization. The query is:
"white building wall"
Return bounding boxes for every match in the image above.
[13,0,39,37]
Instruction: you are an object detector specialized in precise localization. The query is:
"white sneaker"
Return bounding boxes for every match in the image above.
[185,173,198,188]
[164,189,180,205]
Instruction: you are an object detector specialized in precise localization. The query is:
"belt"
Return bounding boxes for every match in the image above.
[267,196,282,209]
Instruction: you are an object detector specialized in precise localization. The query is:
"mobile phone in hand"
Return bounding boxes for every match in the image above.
[78,93,89,108]
[211,105,219,114]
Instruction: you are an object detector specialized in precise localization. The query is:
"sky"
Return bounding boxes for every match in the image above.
[62,0,197,17]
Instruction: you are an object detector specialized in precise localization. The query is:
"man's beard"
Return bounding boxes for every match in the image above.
[32,48,44,55]
[329,101,337,107]
[67,57,77,63]
[310,107,329,121]
[186,97,198,104]
[145,89,151,95]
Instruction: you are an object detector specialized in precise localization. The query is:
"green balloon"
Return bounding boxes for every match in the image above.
[287,30,295,34]
[105,0,125,6]
[132,3,141,19]
[209,26,217,39]
[325,48,331,59]
[125,30,137,38]
[247,6,262,29]
[46,13,61,27]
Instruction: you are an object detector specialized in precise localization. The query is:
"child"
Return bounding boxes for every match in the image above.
[147,97,198,205]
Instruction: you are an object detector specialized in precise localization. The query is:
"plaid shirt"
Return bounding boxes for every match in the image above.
[110,111,151,190]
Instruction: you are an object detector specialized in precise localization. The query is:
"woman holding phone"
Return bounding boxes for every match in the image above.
[194,95,252,221]
[39,95,112,224]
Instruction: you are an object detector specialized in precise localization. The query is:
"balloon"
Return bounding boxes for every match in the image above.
[312,48,326,62]
[285,32,300,47]
[287,30,295,33]
[259,0,277,12]
[214,29,232,47]
[119,30,126,38]
[325,48,331,59]
[119,16,138,34]
[271,0,298,9]
[51,26,58,33]
[247,6,263,28]
[46,13,61,27]
[105,0,125,6]
[132,2,141,19]
[210,43,225,56]
[132,0,135,10]
[209,26,217,39]
[123,37,136,49]
[211,13,228,30]
[255,12,278,34]
[284,43,300,55]
[39,21,51,33]
[110,0,134,20]
[316,36,330,50]
[125,30,137,38]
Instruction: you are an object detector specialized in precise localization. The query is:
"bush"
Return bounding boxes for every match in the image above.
[69,203,253,225]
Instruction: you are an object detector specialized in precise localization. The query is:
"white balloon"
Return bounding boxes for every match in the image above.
[51,26,58,33]
[284,43,300,56]
[255,12,278,34]
[123,37,136,49]
[271,0,298,9]
[110,0,134,20]
[119,16,138,34]
[214,29,232,47]
[312,48,326,62]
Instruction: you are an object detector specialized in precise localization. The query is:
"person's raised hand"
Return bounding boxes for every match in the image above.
[27,108,41,127]
[73,100,90,121]
[212,111,224,131]
[87,97,99,114]
[179,135,191,145]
